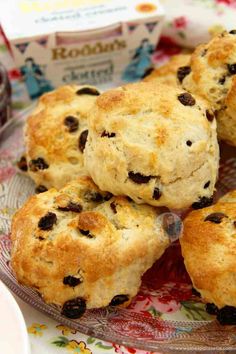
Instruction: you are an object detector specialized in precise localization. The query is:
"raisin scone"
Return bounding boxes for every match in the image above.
[84,81,219,209]
[220,189,236,203]
[24,85,100,191]
[180,190,236,323]
[144,54,191,87]
[11,177,169,318]
[182,30,236,146]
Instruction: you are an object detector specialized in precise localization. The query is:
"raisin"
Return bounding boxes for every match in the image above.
[153,187,162,200]
[201,48,207,57]
[84,191,103,202]
[104,192,113,201]
[128,171,152,184]
[177,66,191,83]
[204,181,210,189]
[91,193,104,202]
[58,202,82,213]
[64,116,79,132]
[205,303,219,315]
[35,185,48,194]
[38,236,45,241]
[101,131,116,138]
[38,212,57,230]
[227,63,236,75]
[110,201,117,214]
[217,306,236,325]
[229,29,236,34]
[204,212,227,224]
[109,295,129,306]
[17,155,28,171]
[84,190,112,202]
[192,196,213,209]
[79,229,90,235]
[141,67,154,79]
[192,287,201,297]
[218,76,226,85]
[186,140,192,146]
[61,297,86,319]
[78,130,88,153]
[63,275,82,287]
[234,221,236,228]
[76,87,100,96]
[29,157,49,172]
[79,229,93,238]
[178,92,196,106]
[206,110,215,122]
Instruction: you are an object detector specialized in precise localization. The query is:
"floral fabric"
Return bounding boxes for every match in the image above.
[161,0,236,47]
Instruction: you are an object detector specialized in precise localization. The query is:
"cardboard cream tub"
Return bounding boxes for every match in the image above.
[0,0,165,99]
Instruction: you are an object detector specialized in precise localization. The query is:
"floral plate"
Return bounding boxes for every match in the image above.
[0,107,236,353]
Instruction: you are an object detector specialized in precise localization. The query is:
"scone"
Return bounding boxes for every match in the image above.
[144,54,191,87]
[182,30,236,146]
[24,85,100,190]
[180,190,236,322]
[84,81,219,209]
[11,177,169,318]
[220,189,236,203]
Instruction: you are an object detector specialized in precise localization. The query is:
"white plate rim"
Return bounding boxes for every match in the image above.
[0,280,31,354]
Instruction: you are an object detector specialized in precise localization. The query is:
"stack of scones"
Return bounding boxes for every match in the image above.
[12,31,236,324]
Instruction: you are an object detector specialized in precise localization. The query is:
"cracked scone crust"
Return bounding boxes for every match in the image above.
[182,31,236,146]
[180,190,236,308]
[24,85,100,190]
[11,177,169,309]
[144,54,191,87]
[84,81,219,209]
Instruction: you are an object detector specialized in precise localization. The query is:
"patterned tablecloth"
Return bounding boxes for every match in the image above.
[1,1,236,353]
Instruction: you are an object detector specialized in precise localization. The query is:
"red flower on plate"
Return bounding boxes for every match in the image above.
[173,16,188,29]
[110,313,176,341]
[128,286,184,316]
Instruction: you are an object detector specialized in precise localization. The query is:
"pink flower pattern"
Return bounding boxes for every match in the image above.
[128,282,192,317]
[216,0,236,7]
[173,16,188,29]
[113,344,160,354]
[152,36,182,64]
[0,165,15,183]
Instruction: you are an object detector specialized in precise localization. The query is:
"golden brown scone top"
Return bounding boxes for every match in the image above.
[182,31,236,146]
[184,31,236,109]
[180,190,236,308]
[220,189,236,203]
[85,81,219,209]
[24,85,100,190]
[11,176,169,309]
[144,54,191,87]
